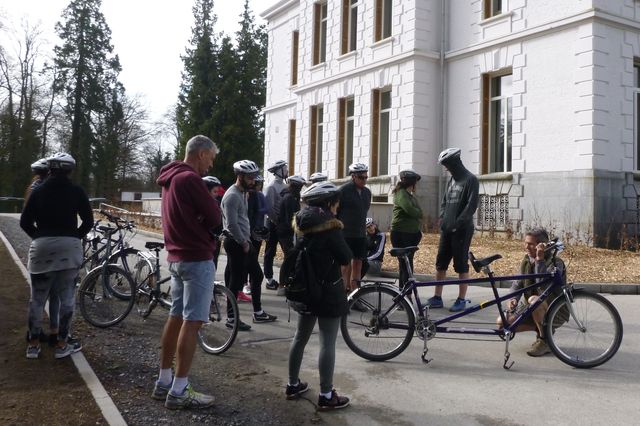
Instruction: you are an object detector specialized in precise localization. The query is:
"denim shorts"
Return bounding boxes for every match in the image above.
[168,260,215,322]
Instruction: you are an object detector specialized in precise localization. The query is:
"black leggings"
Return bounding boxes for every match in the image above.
[390,230,422,289]
[223,238,264,314]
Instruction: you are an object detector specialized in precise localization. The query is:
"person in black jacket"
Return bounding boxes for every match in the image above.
[361,218,386,277]
[285,182,352,411]
[275,175,306,294]
[20,152,93,360]
[428,148,479,313]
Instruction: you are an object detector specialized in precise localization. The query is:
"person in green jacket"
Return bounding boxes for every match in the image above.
[390,169,423,289]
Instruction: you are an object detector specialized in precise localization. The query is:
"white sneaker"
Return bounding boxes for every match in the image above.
[243,284,251,295]
[276,286,286,296]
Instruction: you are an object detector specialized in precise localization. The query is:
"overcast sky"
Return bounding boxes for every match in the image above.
[0,0,275,125]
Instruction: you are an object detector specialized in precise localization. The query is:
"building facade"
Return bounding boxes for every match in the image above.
[261,0,640,245]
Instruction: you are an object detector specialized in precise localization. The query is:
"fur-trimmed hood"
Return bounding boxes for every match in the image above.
[293,206,344,236]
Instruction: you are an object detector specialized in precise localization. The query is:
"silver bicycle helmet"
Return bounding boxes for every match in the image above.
[31,158,49,172]
[267,160,287,173]
[202,176,222,190]
[233,160,260,175]
[254,175,264,182]
[301,181,339,204]
[308,172,328,183]
[438,148,461,165]
[399,169,421,182]
[365,217,375,227]
[47,152,76,170]
[287,175,306,187]
[348,162,369,175]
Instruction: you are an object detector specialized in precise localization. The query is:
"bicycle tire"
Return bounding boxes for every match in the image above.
[198,284,239,355]
[105,247,140,299]
[341,285,415,361]
[78,264,136,328]
[545,289,623,368]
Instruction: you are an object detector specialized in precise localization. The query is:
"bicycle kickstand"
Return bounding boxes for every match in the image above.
[502,331,515,370]
[421,338,432,364]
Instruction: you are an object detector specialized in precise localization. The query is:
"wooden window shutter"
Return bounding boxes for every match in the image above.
[310,106,318,174]
[371,89,380,177]
[375,0,382,42]
[337,99,346,177]
[288,120,296,175]
[291,31,299,86]
[313,3,321,65]
[481,74,490,174]
[341,0,349,54]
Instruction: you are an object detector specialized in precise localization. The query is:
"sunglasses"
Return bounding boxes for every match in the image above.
[356,175,368,180]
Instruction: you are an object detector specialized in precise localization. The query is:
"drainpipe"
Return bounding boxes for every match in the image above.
[438,0,447,218]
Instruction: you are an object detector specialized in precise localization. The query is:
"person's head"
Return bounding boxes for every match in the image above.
[267,160,288,179]
[46,152,75,177]
[202,175,222,197]
[301,181,341,213]
[31,158,49,178]
[253,175,264,191]
[437,147,462,172]
[185,135,218,176]
[394,169,421,193]
[308,171,328,184]
[348,162,369,189]
[233,159,260,190]
[524,228,549,258]
[286,175,306,195]
[365,217,378,234]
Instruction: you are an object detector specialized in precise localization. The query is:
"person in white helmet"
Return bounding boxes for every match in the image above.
[428,148,479,312]
[263,160,289,290]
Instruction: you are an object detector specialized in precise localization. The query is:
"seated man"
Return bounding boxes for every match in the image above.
[361,218,386,278]
[496,228,565,357]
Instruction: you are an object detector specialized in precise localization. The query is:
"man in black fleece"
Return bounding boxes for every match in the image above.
[428,148,479,312]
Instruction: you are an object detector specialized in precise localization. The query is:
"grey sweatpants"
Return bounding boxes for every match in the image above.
[288,314,340,394]
[28,269,77,342]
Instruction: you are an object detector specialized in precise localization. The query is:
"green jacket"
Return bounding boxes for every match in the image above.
[391,189,423,233]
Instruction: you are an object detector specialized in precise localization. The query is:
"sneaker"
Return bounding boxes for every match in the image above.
[26,345,41,359]
[66,337,82,352]
[164,384,215,410]
[426,295,444,309]
[253,311,277,323]
[48,333,58,347]
[318,390,350,411]
[449,298,469,312]
[243,284,251,295]
[276,286,286,296]
[526,338,551,357]
[265,279,279,290]
[152,381,171,401]
[226,318,252,331]
[285,381,309,400]
[54,342,81,359]
[237,292,252,303]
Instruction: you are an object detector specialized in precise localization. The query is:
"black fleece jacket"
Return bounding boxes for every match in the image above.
[440,158,479,233]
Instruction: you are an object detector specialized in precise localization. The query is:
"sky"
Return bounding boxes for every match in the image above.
[0,0,276,126]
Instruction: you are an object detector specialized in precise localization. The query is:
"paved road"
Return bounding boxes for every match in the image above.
[128,230,640,425]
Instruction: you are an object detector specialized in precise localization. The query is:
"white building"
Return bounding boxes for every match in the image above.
[260,0,640,246]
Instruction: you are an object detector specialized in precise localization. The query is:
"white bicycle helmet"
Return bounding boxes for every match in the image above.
[399,169,421,182]
[31,158,49,172]
[309,172,328,183]
[254,175,264,182]
[438,148,461,165]
[287,175,306,187]
[47,152,76,170]
[233,159,260,175]
[267,160,287,173]
[202,176,222,190]
[365,217,375,227]
[348,162,369,175]
[301,181,340,204]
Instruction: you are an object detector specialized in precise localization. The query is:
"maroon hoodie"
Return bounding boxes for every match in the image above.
[156,161,221,262]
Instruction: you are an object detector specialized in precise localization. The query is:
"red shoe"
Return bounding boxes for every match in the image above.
[237,292,252,303]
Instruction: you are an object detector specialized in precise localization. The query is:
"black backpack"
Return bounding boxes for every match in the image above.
[279,240,322,313]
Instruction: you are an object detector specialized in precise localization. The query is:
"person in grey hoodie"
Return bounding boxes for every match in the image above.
[222,160,277,328]
[427,148,479,313]
[263,160,289,290]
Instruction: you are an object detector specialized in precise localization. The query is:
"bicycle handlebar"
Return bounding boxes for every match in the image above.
[99,209,135,230]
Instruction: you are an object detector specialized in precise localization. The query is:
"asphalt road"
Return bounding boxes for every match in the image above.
[127,230,640,426]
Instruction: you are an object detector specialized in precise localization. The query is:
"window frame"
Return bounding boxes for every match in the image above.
[341,0,358,54]
[634,58,640,170]
[482,71,513,174]
[371,88,391,177]
[313,2,328,65]
[288,119,296,175]
[337,97,355,178]
[309,104,324,174]
[374,0,392,42]
[483,0,503,19]
[291,31,299,86]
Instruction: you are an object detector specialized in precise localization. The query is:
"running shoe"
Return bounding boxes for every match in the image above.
[164,384,215,410]
[318,390,350,410]
[237,292,252,303]
[285,381,309,400]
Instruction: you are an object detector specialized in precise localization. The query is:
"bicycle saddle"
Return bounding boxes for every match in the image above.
[97,225,116,234]
[469,252,502,273]
[389,246,419,257]
[145,241,165,250]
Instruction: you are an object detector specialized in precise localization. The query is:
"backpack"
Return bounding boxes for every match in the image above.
[279,241,322,313]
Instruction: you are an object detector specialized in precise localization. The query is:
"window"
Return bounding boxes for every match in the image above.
[134,192,142,201]
[371,88,391,176]
[337,97,355,178]
[313,2,328,65]
[483,0,502,19]
[634,58,640,170]
[288,120,296,174]
[477,194,509,230]
[309,105,324,174]
[482,73,512,174]
[375,0,392,41]
[291,31,299,86]
[341,0,358,54]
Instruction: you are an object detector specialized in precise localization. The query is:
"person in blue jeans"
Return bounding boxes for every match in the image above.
[154,135,222,410]
[286,181,352,410]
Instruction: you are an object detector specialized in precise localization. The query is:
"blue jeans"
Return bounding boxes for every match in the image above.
[28,269,77,341]
[168,260,215,322]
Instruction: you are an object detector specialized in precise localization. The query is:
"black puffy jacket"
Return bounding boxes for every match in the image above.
[294,206,353,317]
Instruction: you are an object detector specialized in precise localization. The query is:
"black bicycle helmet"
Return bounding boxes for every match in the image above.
[287,175,306,187]
[308,172,328,183]
[300,181,340,205]
[399,169,421,182]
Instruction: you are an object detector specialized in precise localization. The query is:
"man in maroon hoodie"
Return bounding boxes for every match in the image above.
[153,135,221,410]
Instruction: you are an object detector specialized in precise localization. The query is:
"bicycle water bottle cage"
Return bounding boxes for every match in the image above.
[389,246,419,257]
[469,252,502,273]
[145,242,165,250]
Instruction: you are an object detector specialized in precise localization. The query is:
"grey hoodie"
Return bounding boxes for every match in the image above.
[221,184,251,245]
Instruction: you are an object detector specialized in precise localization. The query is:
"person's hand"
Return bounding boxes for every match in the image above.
[535,243,545,261]
[242,241,250,253]
[508,298,517,311]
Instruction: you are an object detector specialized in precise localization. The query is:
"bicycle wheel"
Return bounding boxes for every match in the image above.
[198,284,239,355]
[545,289,623,368]
[341,285,415,361]
[78,264,136,328]
[107,247,140,298]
